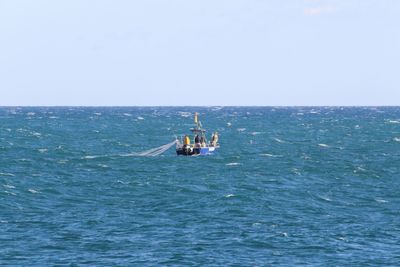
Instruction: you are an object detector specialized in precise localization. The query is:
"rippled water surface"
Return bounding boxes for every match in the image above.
[1,107,399,266]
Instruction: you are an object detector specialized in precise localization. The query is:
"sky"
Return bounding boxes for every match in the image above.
[0,0,399,106]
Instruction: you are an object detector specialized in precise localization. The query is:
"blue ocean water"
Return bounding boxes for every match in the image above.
[0,107,399,266]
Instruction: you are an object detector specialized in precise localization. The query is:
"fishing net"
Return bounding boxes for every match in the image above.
[83,140,177,159]
[128,140,177,157]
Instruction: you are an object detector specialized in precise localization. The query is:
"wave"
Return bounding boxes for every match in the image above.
[0,172,15,177]
[273,138,286,143]
[178,112,191,117]
[97,164,109,168]
[28,189,39,194]
[318,143,330,148]
[226,162,241,166]
[4,190,16,196]
[31,131,42,137]
[375,198,388,203]
[260,153,281,158]
[83,155,100,159]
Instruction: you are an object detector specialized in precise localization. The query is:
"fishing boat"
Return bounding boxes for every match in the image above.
[176,112,219,156]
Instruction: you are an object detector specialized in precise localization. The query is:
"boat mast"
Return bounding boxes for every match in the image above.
[191,112,206,143]
[194,112,199,128]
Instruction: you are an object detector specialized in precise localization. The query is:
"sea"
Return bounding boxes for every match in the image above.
[1,107,399,266]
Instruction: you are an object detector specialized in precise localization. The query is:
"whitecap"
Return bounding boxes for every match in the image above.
[318,143,329,148]
[225,194,235,198]
[227,122,232,127]
[94,112,102,116]
[178,112,191,117]
[49,116,58,119]
[320,196,332,202]
[137,116,145,120]
[123,113,132,117]
[356,166,367,172]
[387,120,400,124]
[237,128,246,132]
[3,184,15,189]
[0,172,15,177]
[226,162,241,166]
[260,153,280,158]
[393,137,400,142]
[83,155,98,159]
[31,132,42,137]
[28,189,39,194]
[26,112,35,116]
[375,198,388,203]
[98,164,108,168]
[38,148,48,153]
[273,138,286,143]
[251,132,262,136]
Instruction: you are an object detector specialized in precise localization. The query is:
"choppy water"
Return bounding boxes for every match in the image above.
[1,107,399,266]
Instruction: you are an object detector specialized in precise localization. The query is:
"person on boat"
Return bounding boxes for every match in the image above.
[200,135,206,147]
[184,135,190,147]
[181,135,192,155]
[194,135,200,147]
[211,132,219,147]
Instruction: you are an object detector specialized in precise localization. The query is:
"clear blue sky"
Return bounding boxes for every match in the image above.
[1,0,399,106]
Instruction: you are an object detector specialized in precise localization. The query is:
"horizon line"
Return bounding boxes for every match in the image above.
[1,105,399,108]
